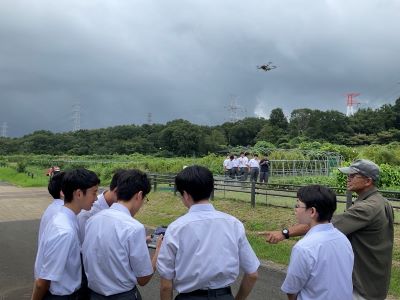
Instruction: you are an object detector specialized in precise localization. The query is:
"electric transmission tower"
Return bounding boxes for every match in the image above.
[72,103,81,132]
[346,93,360,116]
[225,95,245,122]
[1,122,7,137]
[147,112,153,125]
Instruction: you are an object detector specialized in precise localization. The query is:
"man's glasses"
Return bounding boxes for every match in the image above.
[294,204,307,209]
[347,173,365,180]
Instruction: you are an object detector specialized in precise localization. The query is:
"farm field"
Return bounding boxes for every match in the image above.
[0,165,399,298]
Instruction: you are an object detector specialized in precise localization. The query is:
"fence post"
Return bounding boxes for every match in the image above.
[251,180,256,208]
[210,189,214,201]
[346,191,352,210]
[153,174,157,192]
[173,181,177,196]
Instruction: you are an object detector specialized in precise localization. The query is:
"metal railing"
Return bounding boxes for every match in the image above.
[148,173,400,210]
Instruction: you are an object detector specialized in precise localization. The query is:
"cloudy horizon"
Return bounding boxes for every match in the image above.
[1,1,399,137]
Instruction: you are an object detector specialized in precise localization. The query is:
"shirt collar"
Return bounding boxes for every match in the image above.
[96,191,110,209]
[188,203,215,213]
[306,223,334,235]
[110,202,131,216]
[356,186,378,201]
[53,199,64,205]
[60,206,78,226]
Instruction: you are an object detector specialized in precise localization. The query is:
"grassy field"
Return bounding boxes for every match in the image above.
[0,166,399,298]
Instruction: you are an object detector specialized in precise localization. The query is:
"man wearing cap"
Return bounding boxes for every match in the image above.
[260,159,394,300]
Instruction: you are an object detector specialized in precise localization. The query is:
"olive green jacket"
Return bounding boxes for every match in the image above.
[333,187,394,300]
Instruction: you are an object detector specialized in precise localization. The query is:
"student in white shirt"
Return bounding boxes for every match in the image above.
[157,165,259,300]
[77,169,126,245]
[281,185,354,300]
[82,169,162,300]
[77,169,126,299]
[32,168,100,300]
[37,172,65,245]
[248,154,260,182]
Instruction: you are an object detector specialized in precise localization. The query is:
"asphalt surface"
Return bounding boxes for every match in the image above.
[0,184,287,300]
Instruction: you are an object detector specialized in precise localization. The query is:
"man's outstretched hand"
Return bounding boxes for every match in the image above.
[257,231,285,244]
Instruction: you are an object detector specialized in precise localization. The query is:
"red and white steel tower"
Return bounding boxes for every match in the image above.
[346,93,360,116]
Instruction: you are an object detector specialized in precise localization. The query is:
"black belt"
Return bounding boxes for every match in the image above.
[180,287,231,297]
[90,286,139,299]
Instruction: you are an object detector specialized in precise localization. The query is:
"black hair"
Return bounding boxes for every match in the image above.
[297,185,337,222]
[61,168,100,203]
[116,169,151,201]
[175,165,214,202]
[110,169,127,190]
[48,171,65,199]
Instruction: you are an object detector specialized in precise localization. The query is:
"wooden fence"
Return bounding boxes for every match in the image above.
[148,173,400,210]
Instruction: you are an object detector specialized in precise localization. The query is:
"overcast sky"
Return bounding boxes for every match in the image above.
[1,1,399,137]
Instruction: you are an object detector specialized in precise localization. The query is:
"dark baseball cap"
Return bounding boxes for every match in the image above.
[338,159,380,182]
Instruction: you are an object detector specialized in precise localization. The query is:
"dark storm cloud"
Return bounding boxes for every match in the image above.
[0,0,399,136]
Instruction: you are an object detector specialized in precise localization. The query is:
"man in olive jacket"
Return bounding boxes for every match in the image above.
[262,159,394,300]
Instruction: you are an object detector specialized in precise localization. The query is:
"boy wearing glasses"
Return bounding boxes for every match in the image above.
[262,159,394,300]
[281,185,354,300]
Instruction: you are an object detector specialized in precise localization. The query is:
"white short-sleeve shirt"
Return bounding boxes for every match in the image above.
[37,198,63,244]
[157,203,260,293]
[248,158,260,168]
[77,191,109,245]
[82,203,153,296]
[281,223,354,300]
[239,156,249,168]
[34,206,81,295]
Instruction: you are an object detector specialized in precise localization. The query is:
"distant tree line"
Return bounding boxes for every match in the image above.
[1,97,399,156]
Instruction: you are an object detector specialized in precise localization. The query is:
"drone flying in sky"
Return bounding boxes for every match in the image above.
[257,62,277,72]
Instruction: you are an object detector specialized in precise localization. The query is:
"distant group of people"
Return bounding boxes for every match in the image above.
[32,165,260,300]
[32,158,394,300]
[223,152,270,183]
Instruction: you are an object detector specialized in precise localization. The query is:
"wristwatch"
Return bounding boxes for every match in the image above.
[282,228,290,239]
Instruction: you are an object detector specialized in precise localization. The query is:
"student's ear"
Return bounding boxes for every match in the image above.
[310,207,318,218]
[137,190,144,202]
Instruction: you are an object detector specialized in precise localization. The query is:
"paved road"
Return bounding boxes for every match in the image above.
[0,184,287,300]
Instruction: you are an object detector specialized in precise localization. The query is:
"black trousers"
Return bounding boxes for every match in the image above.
[90,287,142,300]
[175,287,233,300]
[43,291,79,300]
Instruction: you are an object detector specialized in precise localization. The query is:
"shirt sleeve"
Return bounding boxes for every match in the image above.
[38,231,75,281]
[128,225,153,278]
[157,228,177,280]
[238,223,260,274]
[281,245,313,294]
[332,200,379,235]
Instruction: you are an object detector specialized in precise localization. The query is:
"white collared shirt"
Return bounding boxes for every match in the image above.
[34,206,81,295]
[157,203,260,293]
[232,158,240,168]
[281,223,354,300]
[223,158,230,169]
[77,191,109,245]
[248,158,260,168]
[82,203,153,296]
[239,156,249,168]
[38,198,64,244]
